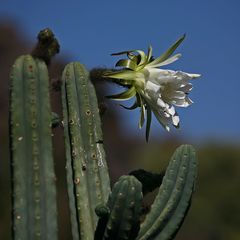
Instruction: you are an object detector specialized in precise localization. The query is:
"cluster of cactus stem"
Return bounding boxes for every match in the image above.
[9,29,198,240]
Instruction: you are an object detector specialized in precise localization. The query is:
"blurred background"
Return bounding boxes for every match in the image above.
[0,0,240,239]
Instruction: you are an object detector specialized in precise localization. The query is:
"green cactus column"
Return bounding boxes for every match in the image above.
[137,144,197,240]
[10,55,57,239]
[95,175,143,240]
[61,62,111,240]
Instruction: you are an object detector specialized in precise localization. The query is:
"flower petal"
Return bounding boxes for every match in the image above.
[188,73,201,79]
[171,96,193,107]
[172,91,186,99]
[145,80,161,93]
[172,115,180,127]
[157,98,166,108]
[146,68,177,85]
[153,110,171,131]
[179,83,193,92]
[175,71,200,81]
[168,105,176,115]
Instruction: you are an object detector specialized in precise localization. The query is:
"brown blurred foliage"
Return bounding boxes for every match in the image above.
[0,21,239,240]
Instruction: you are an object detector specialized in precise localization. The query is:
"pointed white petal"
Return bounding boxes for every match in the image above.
[145,80,160,93]
[175,71,201,81]
[157,97,166,108]
[165,125,170,131]
[189,73,201,79]
[172,91,186,99]
[171,96,193,107]
[186,96,194,105]
[179,83,193,92]
[163,112,170,118]
[172,115,180,126]
[152,108,171,131]
[168,105,176,115]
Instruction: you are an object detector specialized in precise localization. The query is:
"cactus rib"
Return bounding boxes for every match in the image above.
[10,55,57,239]
[61,62,111,240]
[137,144,197,240]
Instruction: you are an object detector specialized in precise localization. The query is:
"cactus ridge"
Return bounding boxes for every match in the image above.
[99,175,143,240]
[10,55,57,239]
[61,62,111,240]
[137,145,197,240]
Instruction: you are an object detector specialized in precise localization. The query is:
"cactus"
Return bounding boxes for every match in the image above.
[95,175,143,240]
[93,145,197,240]
[137,145,197,240]
[61,62,111,240]
[8,29,198,240]
[9,55,57,239]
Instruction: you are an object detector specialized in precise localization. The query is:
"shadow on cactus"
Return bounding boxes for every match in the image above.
[9,29,198,240]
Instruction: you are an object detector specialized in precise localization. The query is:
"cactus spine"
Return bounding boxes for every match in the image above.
[61,62,111,240]
[10,55,57,239]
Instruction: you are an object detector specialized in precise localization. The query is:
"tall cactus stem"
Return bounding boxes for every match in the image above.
[137,144,197,240]
[61,62,111,240]
[10,55,57,239]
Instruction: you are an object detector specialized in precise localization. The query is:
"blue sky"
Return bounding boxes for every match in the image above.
[1,0,240,141]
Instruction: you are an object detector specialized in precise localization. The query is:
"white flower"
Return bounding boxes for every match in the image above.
[104,35,201,140]
[142,68,200,131]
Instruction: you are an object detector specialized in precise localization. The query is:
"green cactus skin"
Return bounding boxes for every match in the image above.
[137,145,197,240]
[97,175,143,240]
[10,55,57,239]
[61,62,111,240]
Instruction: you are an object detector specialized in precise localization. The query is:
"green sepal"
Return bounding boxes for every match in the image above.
[119,100,139,110]
[127,52,140,63]
[138,105,145,129]
[145,104,152,142]
[112,49,147,66]
[119,92,142,110]
[134,50,147,66]
[111,50,135,56]
[106,86,136,101]
[138,96,146,129]
[115,59,137,70]
[103,69,138,82]
[146,45,153,63]
[147,34,185,67]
